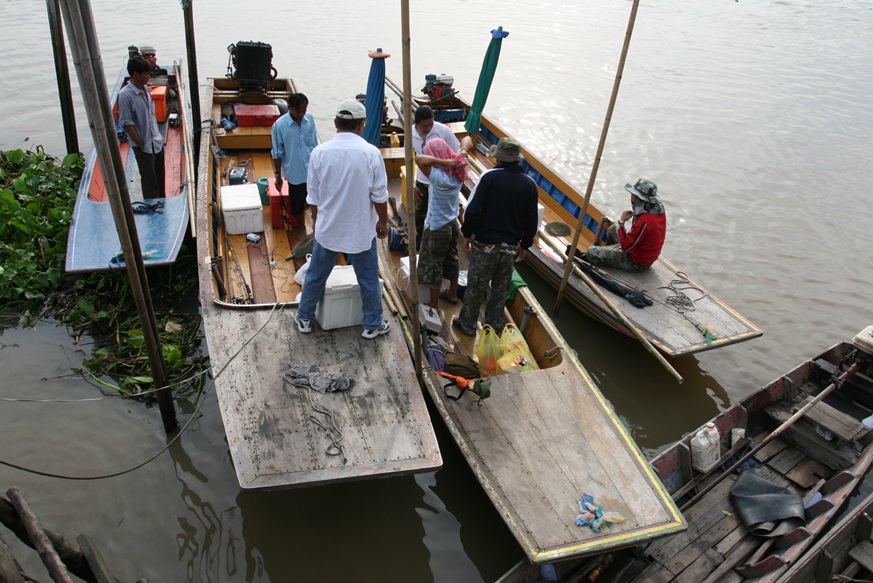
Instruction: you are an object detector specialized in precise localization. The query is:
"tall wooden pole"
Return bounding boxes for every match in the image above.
[58,0,177,433]
[182,0,201,166]
[555,0,640,313]
[401,0,422,374]
[46,0,78,155]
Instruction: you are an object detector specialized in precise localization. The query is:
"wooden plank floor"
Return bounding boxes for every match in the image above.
[637,437,835,582]
[196,116,442,489]
[381,178,684,563]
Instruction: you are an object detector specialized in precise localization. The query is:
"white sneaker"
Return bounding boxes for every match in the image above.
[361,320,390,339]
[295,315,312,334]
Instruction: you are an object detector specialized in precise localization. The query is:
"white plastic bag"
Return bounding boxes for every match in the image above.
[294,254,312,286]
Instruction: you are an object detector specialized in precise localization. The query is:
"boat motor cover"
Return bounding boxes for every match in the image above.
[729,470,806,537]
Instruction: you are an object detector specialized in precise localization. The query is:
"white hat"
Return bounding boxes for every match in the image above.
[335,99,367,120]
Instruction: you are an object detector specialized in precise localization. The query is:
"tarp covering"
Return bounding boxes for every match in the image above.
[363,51,388,146]
[464,28,509,135]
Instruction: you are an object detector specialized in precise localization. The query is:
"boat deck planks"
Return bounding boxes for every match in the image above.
[380,179,684,563]
[196,77,441,489]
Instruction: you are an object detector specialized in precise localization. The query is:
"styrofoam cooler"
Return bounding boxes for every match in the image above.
[221,183,264,235]
[315,265,383,330]
[537,203,545,227]
[400,255,449,304]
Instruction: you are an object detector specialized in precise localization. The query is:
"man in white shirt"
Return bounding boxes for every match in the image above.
[411,106,461,238]
[295,98,391,339]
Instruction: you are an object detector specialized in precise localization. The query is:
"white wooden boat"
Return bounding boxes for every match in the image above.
[195,68,440,489]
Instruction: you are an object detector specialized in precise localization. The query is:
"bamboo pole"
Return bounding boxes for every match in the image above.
[58,0,176,432]
[555,0,640,313]
[400,0,422,375]
[6,488,74,583]
[539,230,683,383]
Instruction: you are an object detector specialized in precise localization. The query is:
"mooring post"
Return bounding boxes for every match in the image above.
[58,0,177,433]
[46,0,79,155]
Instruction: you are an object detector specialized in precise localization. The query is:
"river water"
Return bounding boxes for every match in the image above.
[1,1,871,581]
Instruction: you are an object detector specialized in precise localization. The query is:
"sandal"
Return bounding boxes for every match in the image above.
[439,290,459,305]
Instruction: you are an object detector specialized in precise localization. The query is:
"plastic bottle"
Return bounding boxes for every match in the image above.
[390,132,400,148]
[691,422,720,472]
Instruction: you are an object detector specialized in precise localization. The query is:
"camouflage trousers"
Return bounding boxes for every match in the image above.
[585,224,647,273]
[456,242,517,335]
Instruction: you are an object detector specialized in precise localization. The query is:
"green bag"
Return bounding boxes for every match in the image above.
[444,352,480,380]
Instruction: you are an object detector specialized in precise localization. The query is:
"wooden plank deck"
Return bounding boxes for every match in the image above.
[380,178,684,563]
[199,299,441,489]
[195,79,442,489]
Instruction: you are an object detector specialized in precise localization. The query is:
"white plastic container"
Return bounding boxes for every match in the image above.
[314,265,383,330]
[691,422,721,473]
[537,203,545,228]
[854,325,873,357]
[222,183,264,235]
[400,255,450,305]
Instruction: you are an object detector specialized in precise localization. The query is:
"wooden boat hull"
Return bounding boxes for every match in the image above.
[377,167,684,563]
[634,339,873,582]
[65,66,191,273]
[383,86,762,356]
[195,77,441,490]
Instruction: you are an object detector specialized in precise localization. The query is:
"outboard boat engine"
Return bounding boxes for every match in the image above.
[226,41,277,87]
[423,73,455,104]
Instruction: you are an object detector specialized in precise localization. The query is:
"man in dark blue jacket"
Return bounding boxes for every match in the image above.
[453,138,538,337]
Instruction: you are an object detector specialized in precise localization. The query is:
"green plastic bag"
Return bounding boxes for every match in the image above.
[474,325,501,377]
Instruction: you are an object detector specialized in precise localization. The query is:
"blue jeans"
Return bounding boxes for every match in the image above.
[297,238,383,329]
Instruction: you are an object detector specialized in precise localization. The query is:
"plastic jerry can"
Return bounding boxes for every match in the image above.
[691,422,721,473]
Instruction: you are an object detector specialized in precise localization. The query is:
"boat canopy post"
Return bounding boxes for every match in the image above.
[401,0,422,374]
[555,0,640,314]
[181,0,201,168]
[550,0,683,380]
[46,0,78,155]
[363,49,390,146]
[57,0,177,433]
[464,26,509,140]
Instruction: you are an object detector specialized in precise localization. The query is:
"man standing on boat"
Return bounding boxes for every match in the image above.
[453,138,538,337]
[584,178,666,272]
[271,93,318,231]
[117,55,165,199]
[295,99,391,339]
[411,106,462,241]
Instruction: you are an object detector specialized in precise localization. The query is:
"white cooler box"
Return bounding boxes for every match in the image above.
[222,183,264,235]
[315,265,383,330]
[400,255,450,305]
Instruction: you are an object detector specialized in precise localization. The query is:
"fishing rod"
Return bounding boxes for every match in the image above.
[225,238,253,304]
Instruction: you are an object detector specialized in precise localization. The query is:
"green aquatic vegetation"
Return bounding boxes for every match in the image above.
[0,148,82,313]
[1,147,207,399]
[53,244,206,398]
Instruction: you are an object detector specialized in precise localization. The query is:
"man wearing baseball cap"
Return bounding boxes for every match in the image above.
[584,178,667,272]
[453,138,539,337]
[295,98,391,339]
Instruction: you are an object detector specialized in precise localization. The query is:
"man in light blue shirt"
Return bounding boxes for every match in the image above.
[117,55,165,198]
[271,93,318,230]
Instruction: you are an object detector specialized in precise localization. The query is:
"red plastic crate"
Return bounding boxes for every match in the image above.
[236,104,281,127]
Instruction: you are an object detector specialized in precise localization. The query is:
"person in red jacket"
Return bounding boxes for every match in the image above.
[585,178,666,272]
